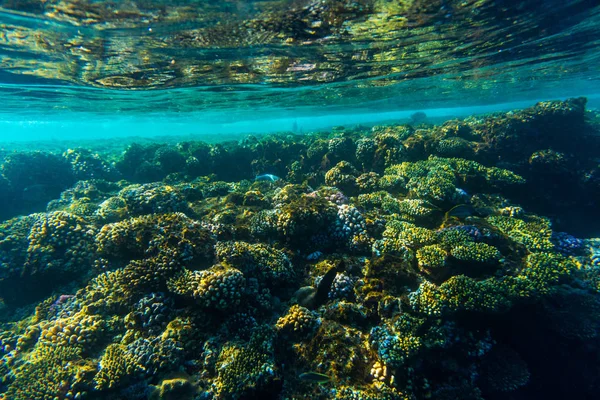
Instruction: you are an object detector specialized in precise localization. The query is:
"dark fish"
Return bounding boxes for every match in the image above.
[299,371,331,384]
[255,173,280,182]
[295,260,345,310]
[313,262,340,306]
[445,204,476,219]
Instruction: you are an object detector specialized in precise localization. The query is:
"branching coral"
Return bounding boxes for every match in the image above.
[94,343,143,390]
[214,327,277,398]
[519,252,577,294]
[488,215,554,252]
[5,343,94,400]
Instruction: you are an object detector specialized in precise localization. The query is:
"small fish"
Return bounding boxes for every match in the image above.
[445,204,476,219]
[255,173,280,182]
[299,371,331,384]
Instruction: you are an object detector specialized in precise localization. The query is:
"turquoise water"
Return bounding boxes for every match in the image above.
[3,96,599,143]
[1,2,600,400]
[0,0,599,141]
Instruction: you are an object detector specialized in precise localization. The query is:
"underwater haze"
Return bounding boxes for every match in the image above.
[1,1,600,400]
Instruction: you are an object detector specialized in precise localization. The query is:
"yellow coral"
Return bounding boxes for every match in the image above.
[488,215,554,252]
[417,245,447,270]
[5,343,93,400]
[276,304,319,337]
[39,312,105,350]
[519,252,577,294]
[94,344,142,390]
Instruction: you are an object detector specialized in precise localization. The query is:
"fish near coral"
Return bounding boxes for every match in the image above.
[299,371,331,384]
[294,260,345,309]
[255,173,280,182]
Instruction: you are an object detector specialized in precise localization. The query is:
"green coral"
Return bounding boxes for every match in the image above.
[520,252,577,294]
[118,183,188,215]
[356,192,436,222]
[94,343,143,390]
[439,275,511,313]
[5,343,94,400]
[382,221,437,249]
[384,156,524,202]
[437,227,476,248]
[96,213,215,293]
[377,174,407,193]
[293,320,371,382]
[417,245,447,270]
[276,194,337,240]
[335,384,407,400]
[0,211,97,305]
[372,237,416,260]
[94,196,129,222]
[488,215,554,252]
[370,325,422,368]
[96,212,214,265]
[39,312,106,351]
[435,137,475,157]
[450,242,501,264]
[325,161,359,193]
[387,161,456,202]
[79,269,134,313]
[0,99,597,400]
[151,375,196,400]
[356,191,401,213]
[3,211,96,277]
[393,199,437,222]
[356,172,381,193]
[371,127,411,169]
[411,275,513,315]
[409,280,443,316]
[276,304,320,338]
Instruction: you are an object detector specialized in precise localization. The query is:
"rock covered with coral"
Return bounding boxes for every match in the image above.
[0,98,600,400]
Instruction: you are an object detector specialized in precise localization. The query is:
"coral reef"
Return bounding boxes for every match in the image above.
[167,265,245,310]
[1,98,599,399]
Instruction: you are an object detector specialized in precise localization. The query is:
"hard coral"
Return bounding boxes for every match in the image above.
[0,211,96,305]
[215,241,294,285]
[325,161,359,194]
[215,327,278,398]
[276,304,320,338]
[94,343,143,390]
[5,343,93,400]
[167,265,245,310]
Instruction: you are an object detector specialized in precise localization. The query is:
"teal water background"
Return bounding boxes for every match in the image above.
[2,94,600,145]
[1,0,600,143]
